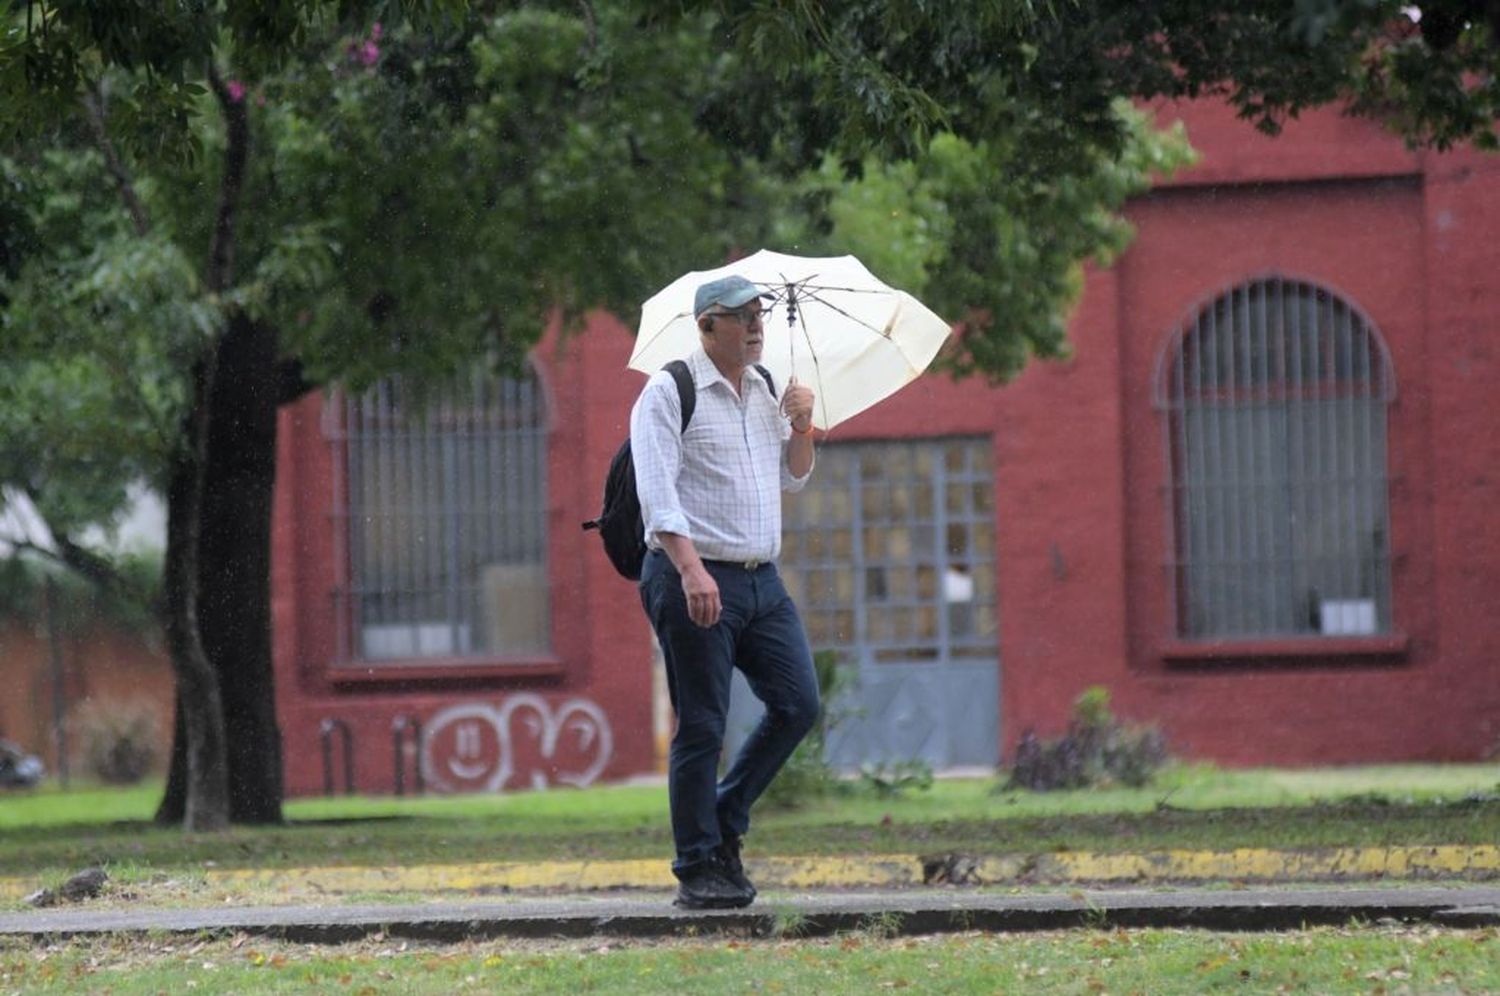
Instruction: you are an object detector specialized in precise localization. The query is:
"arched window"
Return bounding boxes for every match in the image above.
[325,365,549,663]
[1155,277,1395,640]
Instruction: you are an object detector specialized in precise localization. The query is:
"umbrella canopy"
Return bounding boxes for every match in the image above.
[631,250,951,430]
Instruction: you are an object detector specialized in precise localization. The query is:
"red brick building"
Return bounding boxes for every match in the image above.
[270,100,1500,797]
[0,620,172,780]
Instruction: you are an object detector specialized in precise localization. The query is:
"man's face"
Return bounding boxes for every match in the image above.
[702,303,766,368]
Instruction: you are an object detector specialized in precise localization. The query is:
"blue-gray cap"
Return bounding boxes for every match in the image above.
[693,274,772,319]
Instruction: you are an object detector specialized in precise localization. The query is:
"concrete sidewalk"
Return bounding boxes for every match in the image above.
[2,886,1498,943]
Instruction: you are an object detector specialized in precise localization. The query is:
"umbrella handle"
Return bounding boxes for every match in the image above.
[785,283,799,382]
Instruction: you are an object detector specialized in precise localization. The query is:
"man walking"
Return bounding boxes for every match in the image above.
[631,273,821,909]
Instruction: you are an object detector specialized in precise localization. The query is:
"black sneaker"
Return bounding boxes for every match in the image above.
[672,858,754,910]
[715,834,757,900]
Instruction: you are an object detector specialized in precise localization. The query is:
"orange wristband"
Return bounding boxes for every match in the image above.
[792,421,815,436]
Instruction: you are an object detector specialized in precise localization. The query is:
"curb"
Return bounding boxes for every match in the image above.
[4,846,1498,902]
[182,844,1500,894]
[2,888,1499,943]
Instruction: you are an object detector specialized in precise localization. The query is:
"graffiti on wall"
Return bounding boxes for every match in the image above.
[421,694,614,793]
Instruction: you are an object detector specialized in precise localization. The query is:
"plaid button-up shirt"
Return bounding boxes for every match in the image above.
[630,348,812,564]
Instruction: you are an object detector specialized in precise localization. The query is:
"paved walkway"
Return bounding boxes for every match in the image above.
[3,886,1498,943]
[5,846,1498,944]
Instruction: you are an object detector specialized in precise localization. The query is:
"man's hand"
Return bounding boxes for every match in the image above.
[782,378,815,432]
[657,533,720,627]
[681,563,722,628]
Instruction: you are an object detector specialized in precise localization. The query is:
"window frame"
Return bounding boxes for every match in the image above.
[1152,275,1402,655]
[778,435,999,665]
[321,362,555,672]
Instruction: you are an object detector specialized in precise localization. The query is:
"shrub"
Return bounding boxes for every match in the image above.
[760,652,938,808]
[71,697,163,785]
[858,759,934,798]
[1004,686,1169,791]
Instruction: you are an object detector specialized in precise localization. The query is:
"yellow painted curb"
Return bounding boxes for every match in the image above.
[210,859,677,894]
[3,846,1496,901]
[1029,846,1500,882]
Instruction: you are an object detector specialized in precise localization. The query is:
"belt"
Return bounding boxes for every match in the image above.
[702,557,768,571]
[645,549,769,571]
[645,549,768,573]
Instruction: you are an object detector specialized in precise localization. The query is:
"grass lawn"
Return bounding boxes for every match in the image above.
[4,924,1498,994]
[0,763,1496,889]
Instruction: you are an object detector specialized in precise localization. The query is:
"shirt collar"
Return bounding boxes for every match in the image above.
[688,347,769,397]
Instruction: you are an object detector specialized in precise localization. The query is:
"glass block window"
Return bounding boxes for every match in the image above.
[779,437,998,663]
[324,366,549,663]
[1156,277,1396,639]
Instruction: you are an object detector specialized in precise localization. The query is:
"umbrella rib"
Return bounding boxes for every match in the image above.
[791,283,890,294]
[793,310,833,432]
[752,280,889,297]
[796,289,893,339]
[634,311,696,358]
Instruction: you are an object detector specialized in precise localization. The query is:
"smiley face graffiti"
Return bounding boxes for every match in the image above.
[420,694,615,793]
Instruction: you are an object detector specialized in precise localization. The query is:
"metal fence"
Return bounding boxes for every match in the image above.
[1156,277,1396,639]
[324,366,549,664]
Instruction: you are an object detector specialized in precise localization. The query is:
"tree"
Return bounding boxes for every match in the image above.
[0,137,232,827]
[696,1,1498,155]
[0,4,845,825]
[24,0,1394,824]
[1,2,779,828]
[776,106,1195,379]
[144,9,772,825]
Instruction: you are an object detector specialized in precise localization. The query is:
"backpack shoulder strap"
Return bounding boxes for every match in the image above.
[754,364,776,399]
[662,361,771,432]
[665,359,695,432]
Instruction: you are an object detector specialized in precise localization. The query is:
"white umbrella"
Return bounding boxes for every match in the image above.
[631,250,952,430]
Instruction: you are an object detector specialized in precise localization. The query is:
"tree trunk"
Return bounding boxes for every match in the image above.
[157,692,185,820]
[156,363,232,832]
[156,313,285,824]
[155,63,251,830]
[204,312,285,822]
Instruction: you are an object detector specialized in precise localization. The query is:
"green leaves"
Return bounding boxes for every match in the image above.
[0,145,215,540]
[14,0,1480,563]
[773,101,1195,381]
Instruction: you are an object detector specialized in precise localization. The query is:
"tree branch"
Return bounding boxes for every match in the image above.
[2,537,68,571]
[81,86,151,237]
[54,533,135,595]
[205,65,251,294]
[5,514,149,611]
[578,0,598,51]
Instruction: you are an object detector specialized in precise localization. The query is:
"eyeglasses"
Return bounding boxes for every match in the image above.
[709,306,764,325]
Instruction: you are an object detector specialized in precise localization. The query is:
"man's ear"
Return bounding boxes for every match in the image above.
[698,316,715,335]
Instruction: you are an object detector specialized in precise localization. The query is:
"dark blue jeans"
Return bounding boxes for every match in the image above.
[639,550,820,877]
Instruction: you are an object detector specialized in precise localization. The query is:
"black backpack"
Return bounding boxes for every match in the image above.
[583,360,774,581]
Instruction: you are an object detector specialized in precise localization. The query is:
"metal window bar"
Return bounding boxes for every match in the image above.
[779,438,998,661]
[392,714,425,797]
[848,450,869,657]
[1157,278,1395,639]
[323,366,550,663]
[319,717,355,796]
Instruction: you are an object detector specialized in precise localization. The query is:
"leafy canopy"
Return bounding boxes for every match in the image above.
[1,1,1195,549]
